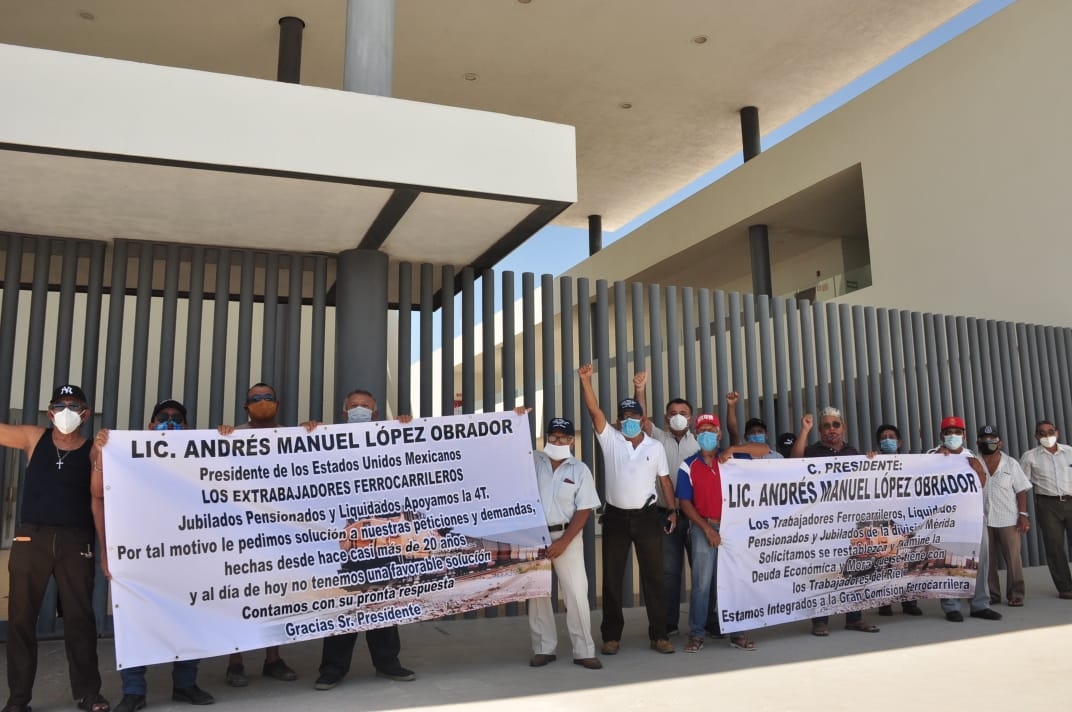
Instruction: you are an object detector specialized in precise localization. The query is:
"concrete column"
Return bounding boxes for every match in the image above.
[740,106,761,162]
[344,0,394,96]
[335,249,389,411]
[588,214,602,256]
[277,16,306,84]
[749,224,772,297]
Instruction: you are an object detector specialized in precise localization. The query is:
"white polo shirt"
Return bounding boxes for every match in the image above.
[595,425,670,509]
[980,452,1033,527]
[1020,443,1072,497]
[533,451,601,527]
[648,425,699,507]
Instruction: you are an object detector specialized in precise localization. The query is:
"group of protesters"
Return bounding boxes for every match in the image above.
[4,373,1072,712]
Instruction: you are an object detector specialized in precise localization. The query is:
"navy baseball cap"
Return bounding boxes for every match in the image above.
[618,398,643,416]
[978,425,1000,438]
[547,417,575,436]
[152,399,188,422]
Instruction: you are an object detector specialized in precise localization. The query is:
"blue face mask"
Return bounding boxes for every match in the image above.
[620,418,642,438]
[153,419,183,431]
[746,433,767,444]
[878,438,899,454]
[697,431,719,452]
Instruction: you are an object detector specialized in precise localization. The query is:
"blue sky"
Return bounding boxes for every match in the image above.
[493,0,1015,282]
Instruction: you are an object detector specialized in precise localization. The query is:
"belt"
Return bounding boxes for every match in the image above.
[547,523,567,532]
[1037,493,1072,502]
[605,503,657,514]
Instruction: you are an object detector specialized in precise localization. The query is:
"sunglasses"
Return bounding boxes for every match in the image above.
[819,421,842,430]
[49,402,87,414]
[154,411,185,424]
[247,394,277,404]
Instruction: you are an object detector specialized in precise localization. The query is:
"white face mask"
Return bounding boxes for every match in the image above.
[668,414,689,432]
[53,408,83,435]
[1040,435,1058,448]
[347,406,374,423]
[544,443,571,461]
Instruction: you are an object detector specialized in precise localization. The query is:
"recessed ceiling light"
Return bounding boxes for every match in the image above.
[518,0,533,4]
[79,10,96,20]
[619,102,633,110]
[692,35,709,44]
[463,72,479,82]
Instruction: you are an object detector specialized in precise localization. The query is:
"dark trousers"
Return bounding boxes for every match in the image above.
[1035,494,1072,594]
[318,626,401,678]
[660,510,689,629]
[6,524,101,707]
[600,505,668,643]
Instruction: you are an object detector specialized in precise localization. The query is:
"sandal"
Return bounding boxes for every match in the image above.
[845,621,880,633]
[811,622,829,637]
[77,694,111,712]
[729,634,757,651]
[1008,597,1024,607]
[684,636,704,653]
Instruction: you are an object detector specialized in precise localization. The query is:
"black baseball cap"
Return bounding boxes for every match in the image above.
[618,398,643,416]
[51,384,88,405]
[151,399,188,422]
[547,417,575,436]
[977,424,1000,439]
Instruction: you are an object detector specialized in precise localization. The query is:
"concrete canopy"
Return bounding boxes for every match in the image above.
[0,0,973,265]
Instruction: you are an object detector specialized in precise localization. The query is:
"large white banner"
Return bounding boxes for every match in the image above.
[101,412,551,668]
[717,454,984,634]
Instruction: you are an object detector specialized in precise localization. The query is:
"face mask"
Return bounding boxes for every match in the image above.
[543,443,571,460]
[978,441,999,454]
[620,418,642,438]
[1040,435,1058,448]
[746,433,767,445]
[878,438,899,454]
[53,408,82,435]
[697,431,719,452]
[247,400,278,421]
[668,414,689,432]
[154,419,183,431]
[347,406,374,423]
[943,434,963,451]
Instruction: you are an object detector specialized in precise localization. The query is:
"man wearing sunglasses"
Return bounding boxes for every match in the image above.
[219,383,298,686]
[1,384,110,712]
[793,407,881,636]
[90,399,216,711]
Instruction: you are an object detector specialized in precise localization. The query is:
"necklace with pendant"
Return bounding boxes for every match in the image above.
[56,445,70,469]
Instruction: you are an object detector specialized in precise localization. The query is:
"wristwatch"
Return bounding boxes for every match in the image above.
[1018,512,1029,517]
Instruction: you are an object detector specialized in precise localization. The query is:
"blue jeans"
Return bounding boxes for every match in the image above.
[687,522,719,639]
[119,660,199,695]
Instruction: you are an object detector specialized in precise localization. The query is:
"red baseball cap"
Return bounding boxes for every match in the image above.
[695,413,720,429]
[940,416,965,431]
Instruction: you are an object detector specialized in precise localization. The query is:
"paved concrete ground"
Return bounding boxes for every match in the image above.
[6,566,1069,712]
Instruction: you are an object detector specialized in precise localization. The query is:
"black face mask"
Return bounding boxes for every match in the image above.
[978,442,999,455]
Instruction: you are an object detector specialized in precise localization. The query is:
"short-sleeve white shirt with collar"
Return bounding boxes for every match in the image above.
[1020,443,1072,497]
[533,451,601,527]
[595,425,670,509]
[980,452,1033,527]
[648,425,699,506]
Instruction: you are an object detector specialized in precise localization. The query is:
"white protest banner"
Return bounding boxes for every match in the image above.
[717,454,984,634]
[101,412,551,668]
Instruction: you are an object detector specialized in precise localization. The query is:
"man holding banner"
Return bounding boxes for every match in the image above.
[91,399,216,711]
[306,389,417,690]
[928,416,1002,623]
[793,408,881,635]
[676,413,767,653]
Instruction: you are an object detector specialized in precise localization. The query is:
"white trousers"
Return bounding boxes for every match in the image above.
[528,531,596,659]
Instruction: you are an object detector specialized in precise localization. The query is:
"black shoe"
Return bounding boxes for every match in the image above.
[945,611,964,622]
[902,603,923,616]
[375,665,416,682]
[970,608,1002,620]
[225,664,248,688]
[1,705,33,712]
[529,654,557,667]
[262,658,298,681]
[114,694,147,712]
[877,605,894,616]
[314,672,343,691]
[172,685,215,705]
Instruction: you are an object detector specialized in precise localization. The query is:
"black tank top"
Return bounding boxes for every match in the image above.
[20,428,94,528]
